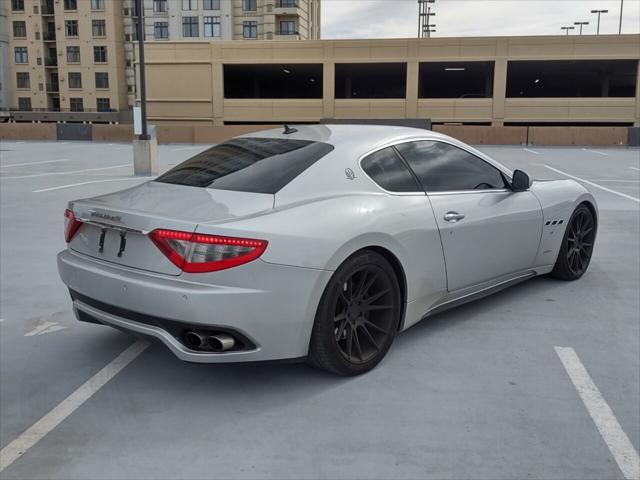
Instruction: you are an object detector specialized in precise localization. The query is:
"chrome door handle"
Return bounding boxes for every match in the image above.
[444,212,465,223]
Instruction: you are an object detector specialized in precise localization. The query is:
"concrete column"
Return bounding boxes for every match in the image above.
[406,61,419,119]
[492,42,509,126]
[211,45,224,126]
[635,60,640,126]
[133,125,158,175]
[323,61,335,119]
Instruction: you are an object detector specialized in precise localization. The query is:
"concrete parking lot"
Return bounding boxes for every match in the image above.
[0,139,638,479]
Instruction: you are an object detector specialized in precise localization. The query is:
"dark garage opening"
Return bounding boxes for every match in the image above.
[335,63,407,99]
[507,60,638,98]
[223,64,323,99]
[419,62,495,99]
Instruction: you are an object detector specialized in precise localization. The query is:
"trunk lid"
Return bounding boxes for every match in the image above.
[69,181,274,275]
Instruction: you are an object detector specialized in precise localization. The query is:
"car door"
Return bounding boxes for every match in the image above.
[395,140,543,292]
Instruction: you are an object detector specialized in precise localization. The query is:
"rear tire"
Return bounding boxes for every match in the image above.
[550,204,596,281]
[308,250,402,376]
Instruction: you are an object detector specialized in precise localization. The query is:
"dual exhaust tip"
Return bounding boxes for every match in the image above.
[184,331,236,352]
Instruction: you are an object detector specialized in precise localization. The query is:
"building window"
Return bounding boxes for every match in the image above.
[91,0,105,10]
[13,21,26,38]
[203,0,220,9]
[97,98,111,112]
[94,46,107,63]
[182,16,199,37]
[14,47,28,64]
[154,22,169,39]
[95,72,109,89]
[243,21,257,38]
[204,16,220,37]
[68,72,82,89]
[65,20,79,37]
[64,0,77,10]
[16,72,30,89]
[70,97,84,112]
[182,0,197,10]
[92,20,106,37]
[279,20,296,35]
[278,0,297,7]
[18,97,32,111]
[243,0,257,11]
[12,0,24,11]
[67,46,81,63]
[154,0,167,12]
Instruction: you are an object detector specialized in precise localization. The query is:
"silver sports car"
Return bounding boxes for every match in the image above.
[58,125,598,375]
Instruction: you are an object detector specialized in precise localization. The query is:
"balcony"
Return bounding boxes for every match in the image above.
[46,83,59,93]
[41,2,55,15]
[274,0,300,14]
[45,57,58,67]
[43,32,56,41]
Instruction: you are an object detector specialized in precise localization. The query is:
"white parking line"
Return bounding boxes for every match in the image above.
[24,321,67,337]
[0,340,149,472]
[33,177,149,193]
[544,165,640,204]
[555,347,640,480]
[582,148,608,156]
[0,158,72,168]
[630,167,640,172]
[2,164,130,180]
[523,148,540,155]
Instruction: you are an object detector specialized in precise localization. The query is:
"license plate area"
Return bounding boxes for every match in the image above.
[70,223,182,276]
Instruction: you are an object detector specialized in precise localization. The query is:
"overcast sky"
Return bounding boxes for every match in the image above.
[321,0,640,39]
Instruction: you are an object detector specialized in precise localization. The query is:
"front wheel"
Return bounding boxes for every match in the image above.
[308,250,402,376]
[550,204,596,281]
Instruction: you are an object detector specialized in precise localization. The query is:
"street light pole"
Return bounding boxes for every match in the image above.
[590,9,608,35]
[425,7,436,38]
[561,26,575,35]
[574,21,589,35]
[136,0,148,140]
[619,0,624,34]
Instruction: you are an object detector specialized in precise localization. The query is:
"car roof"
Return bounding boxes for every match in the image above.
[240,124,452,153]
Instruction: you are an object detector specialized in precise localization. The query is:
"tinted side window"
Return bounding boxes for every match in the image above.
[395,141,507,192]
[361,147,420,193]
[156,138,334,194]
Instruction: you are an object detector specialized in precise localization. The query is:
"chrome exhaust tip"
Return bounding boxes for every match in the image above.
[208,334,235,352]
[184,331,206,349]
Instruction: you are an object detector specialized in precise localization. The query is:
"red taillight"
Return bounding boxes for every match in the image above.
[149,229,268,273]
[64,209,83,243]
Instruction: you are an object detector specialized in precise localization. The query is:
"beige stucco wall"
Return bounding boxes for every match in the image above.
[139,35,640,126]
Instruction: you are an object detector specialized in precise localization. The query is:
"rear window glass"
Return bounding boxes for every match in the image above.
[361,147,421,192]
[155,138,334,194]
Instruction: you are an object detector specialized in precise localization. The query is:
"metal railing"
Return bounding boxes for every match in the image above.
[43,32,56,41]
[276,30,299,35]
[45,57,58,66]
[46,83,59,92]
[276,0,298,7]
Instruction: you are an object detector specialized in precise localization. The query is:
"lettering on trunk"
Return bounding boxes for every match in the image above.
[90,211,122,223]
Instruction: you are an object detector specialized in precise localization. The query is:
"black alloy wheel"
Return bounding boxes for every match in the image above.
[551,204,596,280]
[308,250,402,376]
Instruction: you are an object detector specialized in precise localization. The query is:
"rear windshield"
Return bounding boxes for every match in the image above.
[155,137,334,194]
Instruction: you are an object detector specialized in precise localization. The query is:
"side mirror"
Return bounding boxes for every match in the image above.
[511,169,530,192]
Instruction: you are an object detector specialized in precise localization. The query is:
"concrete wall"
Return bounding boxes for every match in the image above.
[138,35,640,127]
[528,126,629,146]
[0,123,56,140]
[4,123,636,147]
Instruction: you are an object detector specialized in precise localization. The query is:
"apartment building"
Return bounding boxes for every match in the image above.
[140,0,321,42]
[7,0,129,121]
[1,1,10,113]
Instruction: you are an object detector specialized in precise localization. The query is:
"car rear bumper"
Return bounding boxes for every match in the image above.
[57,249,333,363]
